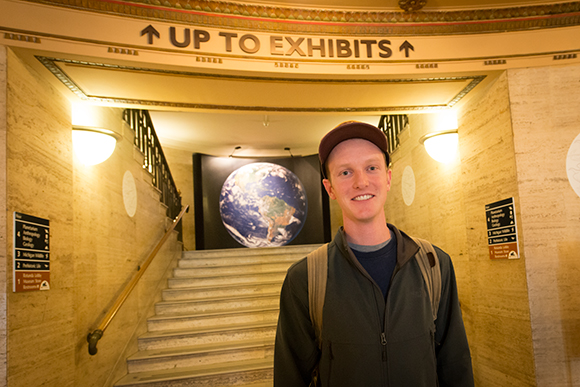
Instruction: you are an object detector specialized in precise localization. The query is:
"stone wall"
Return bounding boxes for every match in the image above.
[459,72,536,387]
[4,48,183,387]
[508,63,580,387]
[161,146,196,250]
[385,72,536,386]
[0,45,7,387]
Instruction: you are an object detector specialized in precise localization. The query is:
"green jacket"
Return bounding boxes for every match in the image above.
[274,225,474,386]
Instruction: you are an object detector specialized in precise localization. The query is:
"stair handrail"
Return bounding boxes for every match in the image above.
[87,205,189,355]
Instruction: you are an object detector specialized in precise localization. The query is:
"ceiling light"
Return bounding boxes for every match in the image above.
[72,127,118,165]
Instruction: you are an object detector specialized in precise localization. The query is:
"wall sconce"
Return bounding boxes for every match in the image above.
[419,111,459,163]
[419,130,459,163]
[72,127,118,165]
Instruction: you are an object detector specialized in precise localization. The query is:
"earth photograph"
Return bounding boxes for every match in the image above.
[219,162,308,248]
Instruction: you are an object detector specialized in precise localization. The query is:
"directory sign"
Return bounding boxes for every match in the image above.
[13,212,50,292]
[485,198,519,260]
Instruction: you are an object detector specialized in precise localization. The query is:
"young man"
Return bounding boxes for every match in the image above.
[274,121,474,386]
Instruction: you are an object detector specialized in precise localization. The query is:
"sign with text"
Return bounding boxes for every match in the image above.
[139,24,416,61]
[485,198,519,260]
[14,212,50,292]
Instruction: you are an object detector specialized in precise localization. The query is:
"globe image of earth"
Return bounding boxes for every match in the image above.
[219,162,308,248]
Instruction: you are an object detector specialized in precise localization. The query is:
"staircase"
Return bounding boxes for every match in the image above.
[114,244,320,387]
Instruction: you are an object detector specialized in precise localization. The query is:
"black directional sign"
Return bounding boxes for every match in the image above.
[485,198,520,260]
[14,212,50,292]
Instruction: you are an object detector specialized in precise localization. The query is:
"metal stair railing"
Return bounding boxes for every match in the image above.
[123,109,182,221]
[87,205,189,355]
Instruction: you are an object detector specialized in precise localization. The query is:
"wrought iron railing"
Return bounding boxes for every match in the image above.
[378,114,409,156]
[123,109,182,221]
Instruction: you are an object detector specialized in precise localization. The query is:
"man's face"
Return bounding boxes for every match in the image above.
[322,138,391,226]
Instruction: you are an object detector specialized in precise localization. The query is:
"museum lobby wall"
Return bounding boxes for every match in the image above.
[385,63,580,387]
[0,46,184,387]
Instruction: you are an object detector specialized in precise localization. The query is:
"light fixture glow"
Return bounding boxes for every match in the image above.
[72,127,118,165]
[435,110,458,132]
[420,130,459,164]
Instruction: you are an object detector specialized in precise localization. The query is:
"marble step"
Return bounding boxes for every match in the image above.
[155,294,280,315]
[180,244,320,262]
[127,338,274,373]
[138,321,276,351]
[178,251,305,268]
[168,272,286,288]
[161,281,282,301]
[147,307,279,332]
[173,261,295,277]
[115,356,273,387]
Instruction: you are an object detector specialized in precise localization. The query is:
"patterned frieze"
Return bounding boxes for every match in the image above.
[20,0,580,35]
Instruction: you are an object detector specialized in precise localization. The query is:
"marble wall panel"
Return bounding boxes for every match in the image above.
[5,48,183,387]
[387,71,537,386]
[6,49,75,387]
[508,63,580,387]
[72,109,182,386]
[0,45,7,387]
[385,110,475,372]
[459,72,535,387]
[161,145,196,250]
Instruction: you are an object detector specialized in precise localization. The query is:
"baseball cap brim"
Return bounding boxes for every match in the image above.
[318,121,390,175]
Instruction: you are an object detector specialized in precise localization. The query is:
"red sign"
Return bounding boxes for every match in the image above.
[488,242,519,260]
[14,271,50,292]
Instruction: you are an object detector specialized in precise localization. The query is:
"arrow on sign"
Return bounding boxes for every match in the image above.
[141,25,160,45]
[399,41,414,58]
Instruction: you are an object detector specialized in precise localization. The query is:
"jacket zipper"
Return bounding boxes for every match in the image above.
[381,332,387,361]
[381,264,400,383]
[344,241,393,385]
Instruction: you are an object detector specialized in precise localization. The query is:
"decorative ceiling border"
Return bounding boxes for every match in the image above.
[36,55,485,112]
[24,0,580,35]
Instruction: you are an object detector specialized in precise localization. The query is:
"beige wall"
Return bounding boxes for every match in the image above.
[3,48,184,387]
[386,72,536,386]
[0,45,7,387]
[162,146,195,250]
[508,63,580,387]
[459,72,536,387]
[6,46,76,386]
[386,64,580,387]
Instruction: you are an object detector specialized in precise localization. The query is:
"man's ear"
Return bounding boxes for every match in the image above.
[386,169,392,192]
[322,179,336,200]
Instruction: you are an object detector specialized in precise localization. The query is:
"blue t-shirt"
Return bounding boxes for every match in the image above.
[350,231,398,299]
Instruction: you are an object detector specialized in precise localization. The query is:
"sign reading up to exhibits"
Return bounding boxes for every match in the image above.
[13,212,50,292]
[139,24,416,60]
[485,198,519,260]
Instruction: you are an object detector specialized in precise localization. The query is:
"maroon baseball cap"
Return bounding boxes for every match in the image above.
[318,121,390,177]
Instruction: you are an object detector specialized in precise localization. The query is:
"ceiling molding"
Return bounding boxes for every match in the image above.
[36,55,486,112]
[22,0,580,35]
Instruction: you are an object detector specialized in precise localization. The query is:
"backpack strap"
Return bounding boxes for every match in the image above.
[411,237,441,323]
[307,243,328,350]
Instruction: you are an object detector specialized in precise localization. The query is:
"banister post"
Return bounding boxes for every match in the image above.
[87,329,103,355]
